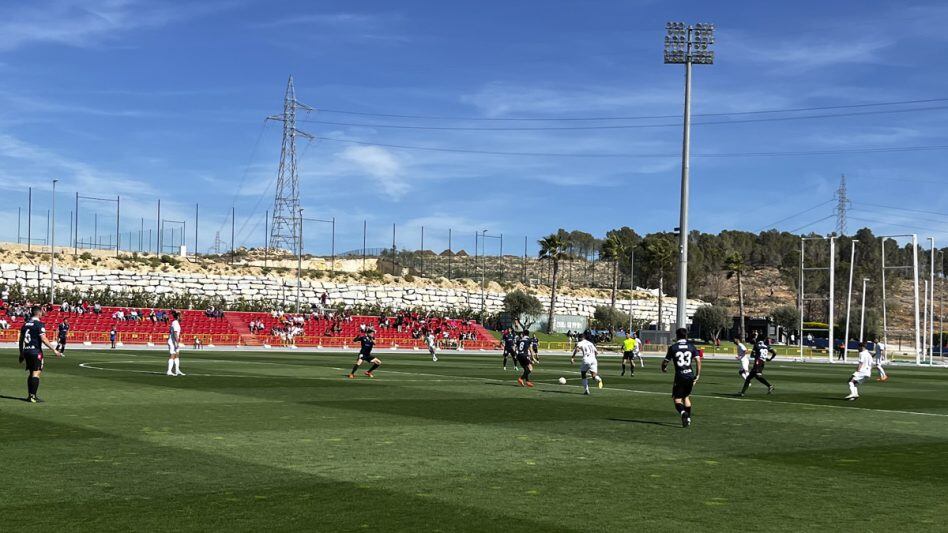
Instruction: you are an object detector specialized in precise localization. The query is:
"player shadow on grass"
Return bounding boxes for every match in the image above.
[0,394,28,402]
[607,418,680,428]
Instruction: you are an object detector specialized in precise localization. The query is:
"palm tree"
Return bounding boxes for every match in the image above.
[538,234,570,334]
[641,235,676,331]
[600,234,626,331]
[724,251,747,339]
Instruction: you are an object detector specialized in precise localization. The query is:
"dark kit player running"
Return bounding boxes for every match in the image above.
[502,329,518,371]
[348,329,381,378]
[516,330,535,387]
[739,332,776,396]
[56,317,70,354]
[661,328,701,428]
[18,306,63,403]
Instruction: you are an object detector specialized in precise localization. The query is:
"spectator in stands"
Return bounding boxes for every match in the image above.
[0,286,8,303]
[129,309,139,321]
[93,302,102,315]
[0,317,8,330]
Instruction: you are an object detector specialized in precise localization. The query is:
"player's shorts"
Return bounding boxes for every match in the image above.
[168,342,179,355]
[672,376,695,399]
[622,351,634,360]
[851,374,870,384]
[739,357,750,373]
[359,352,375,361]
[23,351,44,372]
[516,354,532,368]
[580,360,598,374]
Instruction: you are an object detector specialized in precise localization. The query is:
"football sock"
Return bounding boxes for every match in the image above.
[369,363,380,372]
[756,375,772,387]
[621,363,625,375]
[849,381,858,395]
[740,378,751,394]
[522,368,531,381]
[675,403,685,415]
[27,376,39,396]
[581,378,588,390]
[594,375,602,383]
[350,364,359,375]
[684,405,692,416]
[173,359,181,373]
[167,359,175,373]
[879,367,887,378]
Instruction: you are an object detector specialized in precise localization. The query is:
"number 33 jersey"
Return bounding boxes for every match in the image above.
[665,339,699,379]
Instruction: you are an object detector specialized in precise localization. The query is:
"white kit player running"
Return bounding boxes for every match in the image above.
[735,336,750,383]
[872,338,889,382]
[426,332,438,362]
[166,310,184,376]
[845,342,873,400]
[571,331,603,395]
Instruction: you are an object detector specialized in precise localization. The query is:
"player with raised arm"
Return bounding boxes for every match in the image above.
[516,330,535,387]
[846,342,874,400]
[661,328,701,428]
[738,332,775,396]
[530,332,540,365]
[571,330,603,394]
[621,333,636,376]
[348,329,381,378]
[166,310,184,376]
[872,338,889,382]
[18,305,63,403]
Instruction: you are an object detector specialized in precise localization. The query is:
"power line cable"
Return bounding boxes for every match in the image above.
[315,97,948,122]
[854,201,948,220]
[788,214,835,233]
[301,105,948,131]
[318,136,948,159]
[760,199,835,231]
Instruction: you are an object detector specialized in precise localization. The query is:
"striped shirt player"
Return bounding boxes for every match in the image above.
[571,331,603,394]
[661,328,701,428]
[18,306,62,403]
[738,334,775,396]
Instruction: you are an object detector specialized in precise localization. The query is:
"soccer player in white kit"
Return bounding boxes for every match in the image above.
[872,338,889,382]
[166,310,184,376]
[570,331,603,395]
[845,342,873,400]
[426,331,438,362]
[735,336,750,382]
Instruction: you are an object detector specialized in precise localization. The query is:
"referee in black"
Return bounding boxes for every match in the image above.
[19,306,63,403]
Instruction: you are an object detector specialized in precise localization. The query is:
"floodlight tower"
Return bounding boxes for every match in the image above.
[664,22,715,329]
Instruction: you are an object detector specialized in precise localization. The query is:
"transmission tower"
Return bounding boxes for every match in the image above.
[267,76,314,253]
[213,231,223,254]
[834,174,851,235]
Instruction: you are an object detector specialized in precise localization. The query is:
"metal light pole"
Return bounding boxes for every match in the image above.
[50,179,58,304]
[665,21,714,329]
[480,229,488,316]
[843,240,858,361]
[296,208,303,314]
[627,249,635,335]
[929,237,936,364]
[859,277,869,342]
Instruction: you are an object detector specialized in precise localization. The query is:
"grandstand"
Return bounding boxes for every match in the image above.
[0,305,495,350]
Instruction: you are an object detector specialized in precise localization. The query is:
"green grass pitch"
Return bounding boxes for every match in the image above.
[1,348,946,532]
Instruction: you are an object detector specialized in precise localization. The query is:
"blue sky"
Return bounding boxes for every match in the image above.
[1,0,948,256]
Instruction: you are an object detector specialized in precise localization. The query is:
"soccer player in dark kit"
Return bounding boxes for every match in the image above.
[18,305,63,403]
[56,317,70,354]
[738,332,776,396]
[516,330,535,387]
[501,329,518,371]
[348,329,381,378]
[661,328,701,428]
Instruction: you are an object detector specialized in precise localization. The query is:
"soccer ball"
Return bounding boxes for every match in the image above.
[558,377,567,385]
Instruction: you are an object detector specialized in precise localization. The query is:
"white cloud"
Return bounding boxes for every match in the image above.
[0,0,238,52]
[337,145,409,198]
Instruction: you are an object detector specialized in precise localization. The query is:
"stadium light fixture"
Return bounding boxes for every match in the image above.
[664,22,714,330]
